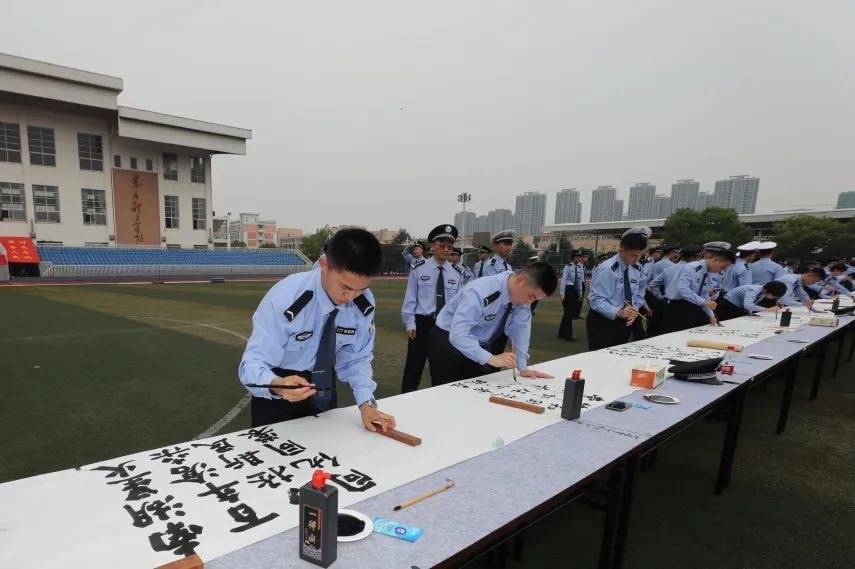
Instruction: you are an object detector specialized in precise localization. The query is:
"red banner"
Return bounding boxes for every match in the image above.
[0,237,40,263]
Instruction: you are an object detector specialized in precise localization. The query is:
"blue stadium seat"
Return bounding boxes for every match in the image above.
[38,247,303,267]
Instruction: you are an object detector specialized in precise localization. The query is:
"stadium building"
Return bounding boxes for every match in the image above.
[0,53,309,280]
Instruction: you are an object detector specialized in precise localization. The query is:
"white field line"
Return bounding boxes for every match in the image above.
[117,315,251,440]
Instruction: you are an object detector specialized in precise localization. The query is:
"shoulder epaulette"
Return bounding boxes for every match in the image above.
[353,295,375,316]
[452,264,464,276]
[412,259,426,269]
[284,290,314,321]
[490,258,497,266]
[483,290,501,307]
[611,261,620,271]
[695,264,703,272]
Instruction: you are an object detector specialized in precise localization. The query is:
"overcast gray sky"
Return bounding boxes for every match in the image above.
[4,1,854,236]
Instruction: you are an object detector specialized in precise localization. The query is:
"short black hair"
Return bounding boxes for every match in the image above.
[326,228,383,276]
[681,247,701,260]
[828,262,847,273]
[709,249,736,264]
[802,267,826,279]
[764,281,787,297]
[522,262,558,296]
[620,233,648,251]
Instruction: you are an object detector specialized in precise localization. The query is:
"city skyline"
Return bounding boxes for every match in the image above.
[450,174,765,239]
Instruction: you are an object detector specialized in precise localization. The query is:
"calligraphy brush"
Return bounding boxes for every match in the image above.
[393,479,455,511]
[624,300,647,321]
[244,383,333,391]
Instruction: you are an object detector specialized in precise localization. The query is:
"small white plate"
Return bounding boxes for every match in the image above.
[337,509,374,542]
[643,393,680,405]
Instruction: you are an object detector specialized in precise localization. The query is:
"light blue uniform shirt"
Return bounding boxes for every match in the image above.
[560,263,584,294]
[480,254,513,277]
[648,260,685,300]
[650,258,674,281]
[435,272,532,370]
[588,254,647,320]
[472,258,489,279]
[721,258,753,291]
[238,268,377,406]
[809,274,850,298]
[401,257,463,330]
[750,257,787,286]
[454,262,475,282]
[779,273,810,306]
[668,260,719,318]
[638,260,655,291]
[723,284,768,313]
[402,250,424,267]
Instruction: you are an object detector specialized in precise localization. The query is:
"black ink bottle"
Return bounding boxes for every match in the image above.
[561,369,585,421]
[299,469,338,567]
[832,298,840,311]
[780,309,792,327]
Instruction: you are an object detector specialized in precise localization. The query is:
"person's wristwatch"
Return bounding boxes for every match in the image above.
[359,399,378,411]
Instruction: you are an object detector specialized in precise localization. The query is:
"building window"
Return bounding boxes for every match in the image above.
[114,154,122,168]
[146,158,154,172]
[192,197,206,230]
[0,123,22,163]
[164,195,179,229]
[190,156,206,183]
[33,185,60,223]
[77,133,103,171]
[163,153,178,181]
[0,182,26,221]
[81,188,107,225]
[130,157,138,170]
[27,126,56,167]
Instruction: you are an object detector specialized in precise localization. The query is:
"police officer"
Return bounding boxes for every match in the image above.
[450,247,475,283]
[650,244,679,280]
[811,262,852,298]
[720,242,755,294]
[750,241,787,285]
[402,240,427,266]
[239,228,396,431]
[648,245,702,302]
[715,281,787,321]
[401,225,463,393]
[586,227,653,350]
[779,268,824,307]
[471,245,492,279]
[575,252,589,318]
[644,244,680,337]
[427,263,558,384]
[480,230,515,276]
[665,249,735,331]
[557,249,584,341]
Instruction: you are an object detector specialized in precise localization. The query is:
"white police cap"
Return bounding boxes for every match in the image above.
[622,226,652,239]
[703,241,731,252]
[737,241,761,252]
[491,230,515,244]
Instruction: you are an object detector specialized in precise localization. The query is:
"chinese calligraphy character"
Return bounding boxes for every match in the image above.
[330,469,376,492]
[226,503,279,533]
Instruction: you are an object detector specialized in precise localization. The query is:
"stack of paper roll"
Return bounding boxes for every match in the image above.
[686,339,743,351]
